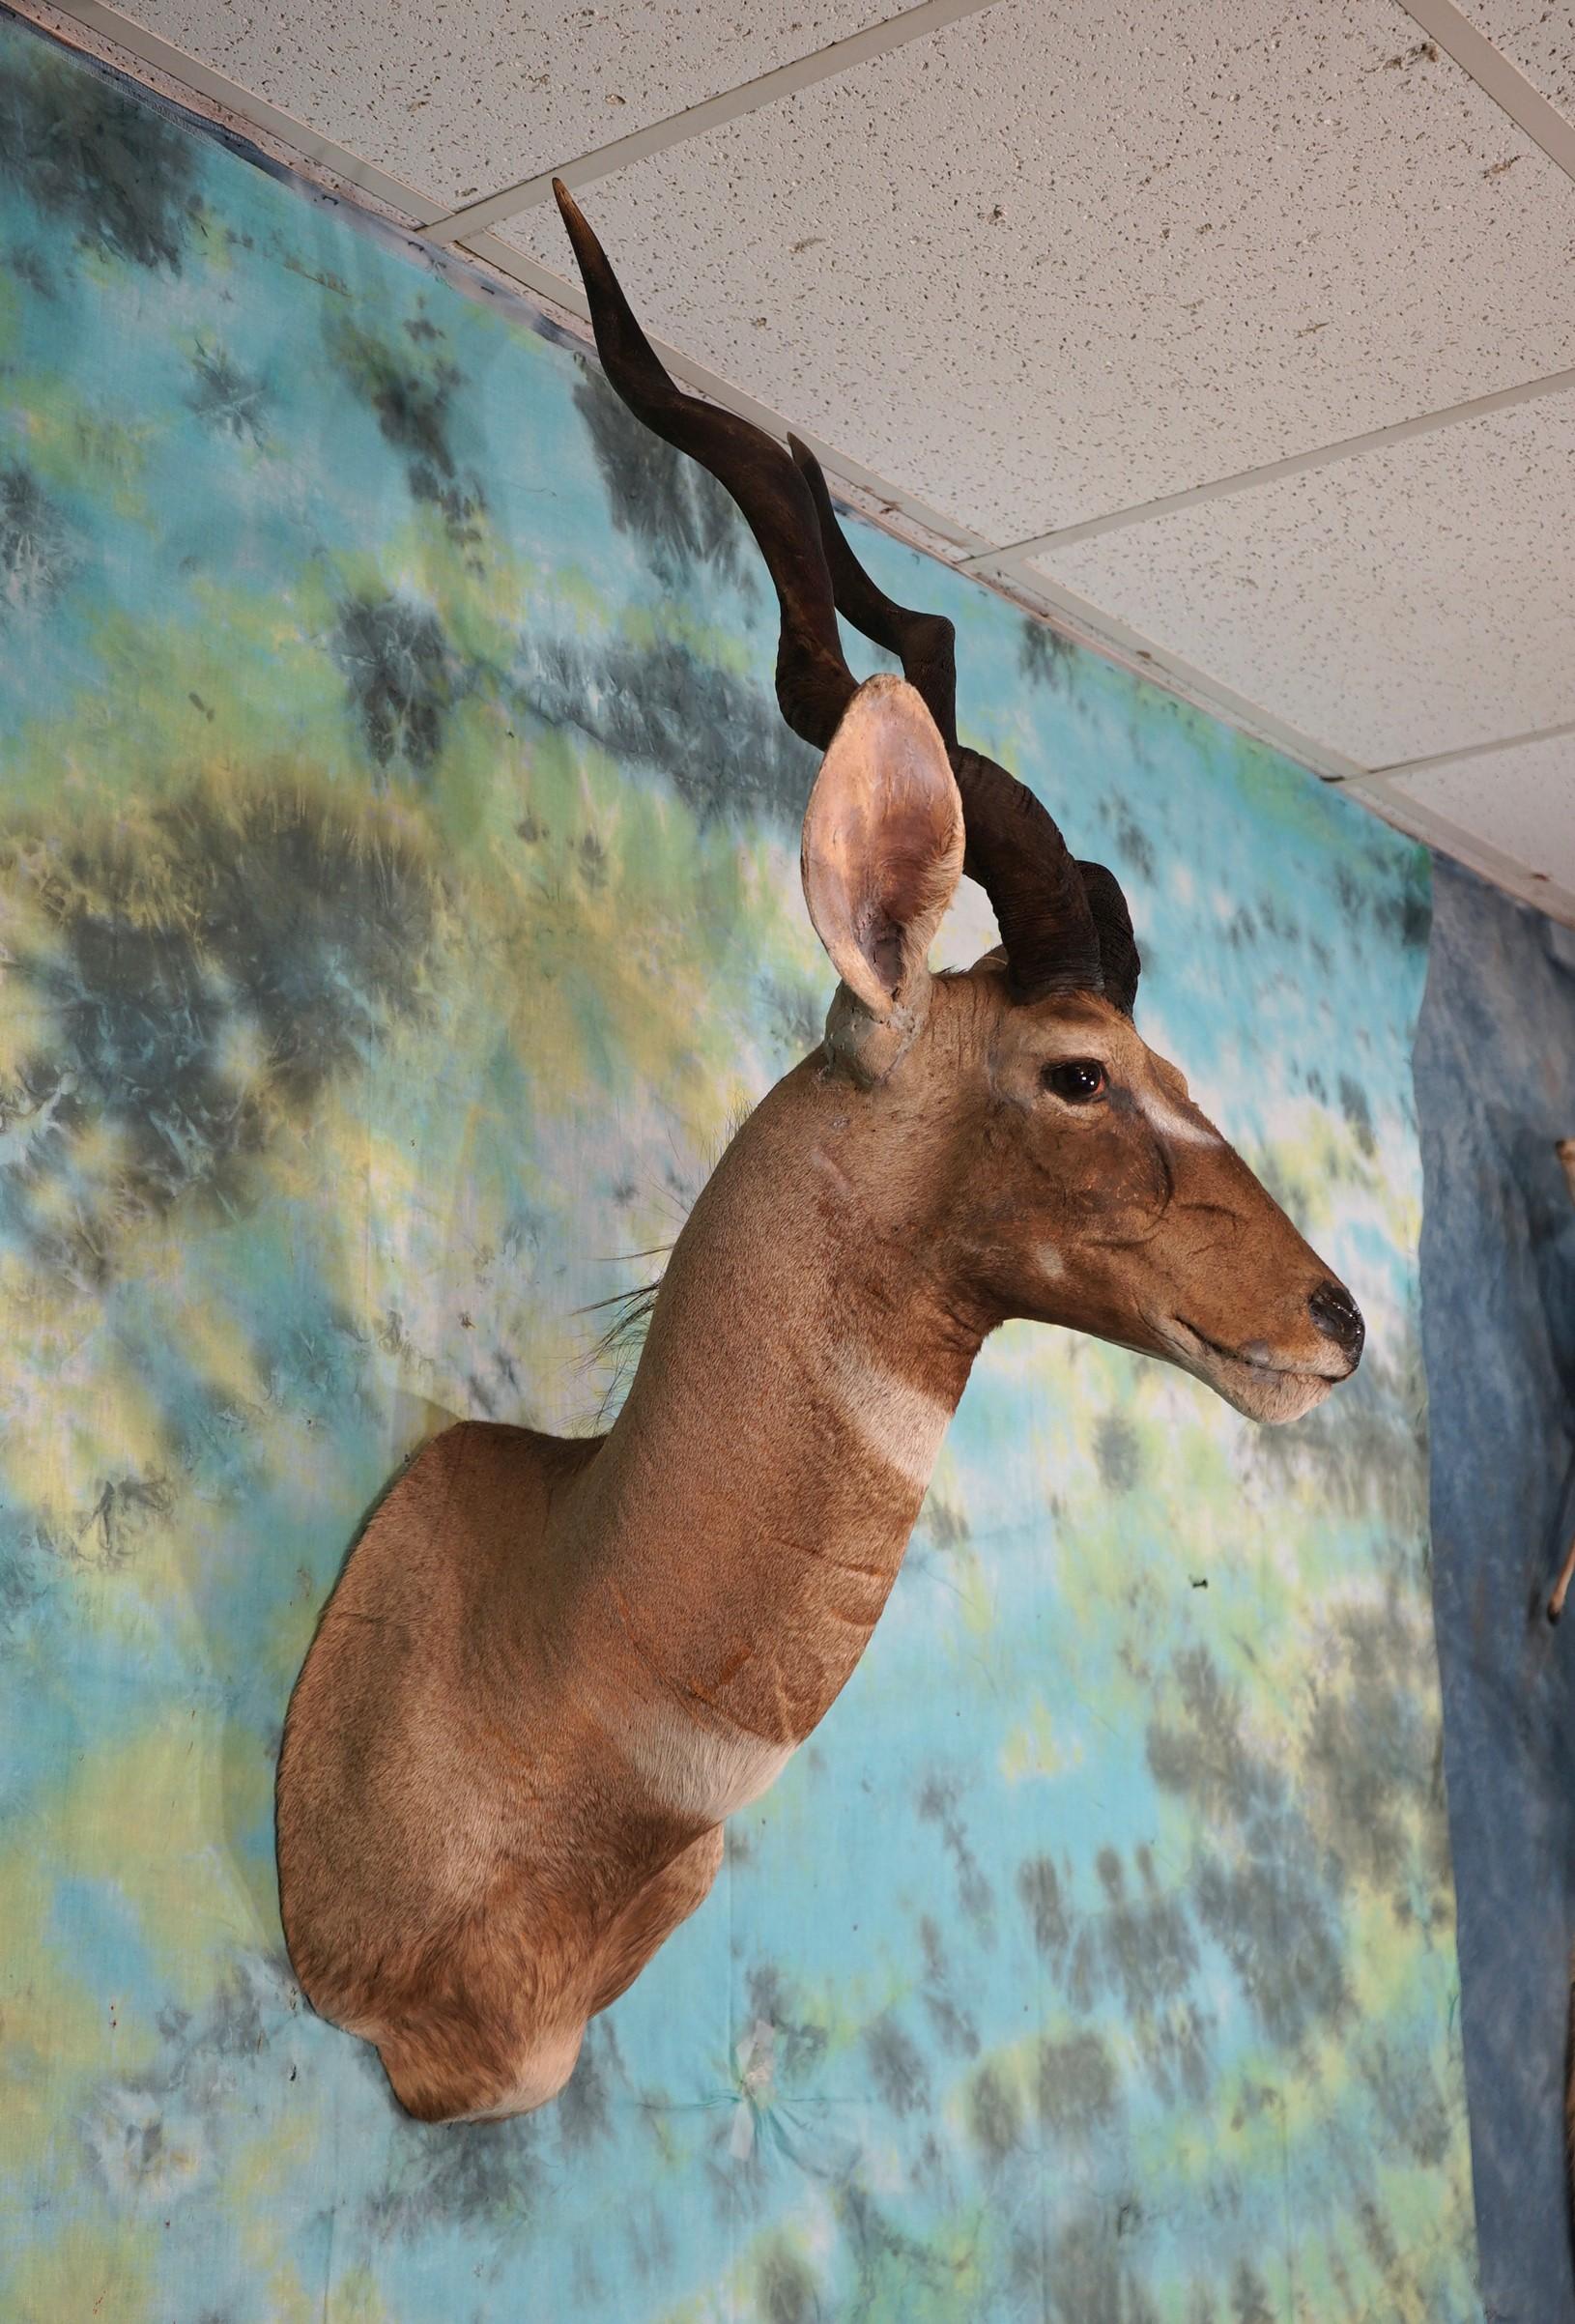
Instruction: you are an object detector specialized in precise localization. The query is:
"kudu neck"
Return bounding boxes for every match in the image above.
[575,1042,985,1750]
[616,1047,985,1449]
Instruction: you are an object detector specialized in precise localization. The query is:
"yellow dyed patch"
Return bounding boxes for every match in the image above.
[40,1722,273,2007]
[6,2220,157,2324]
[327,2266,397,2324]
[1000,1697,1073,1783]
[0,1848,157,2210]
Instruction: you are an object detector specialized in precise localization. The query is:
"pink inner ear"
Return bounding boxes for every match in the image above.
[856,901,905,991]
[802,676,964,1016]
[869,751,967,990]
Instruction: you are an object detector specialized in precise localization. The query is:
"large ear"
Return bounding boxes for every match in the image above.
[801,675,964,1049]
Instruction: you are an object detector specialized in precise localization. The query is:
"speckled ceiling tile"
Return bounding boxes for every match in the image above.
[1028,386,1575,767]
[502,0,1575,542]
[1389,732,1575,895]
[1458,0,1575,122]
[108,0,893,207]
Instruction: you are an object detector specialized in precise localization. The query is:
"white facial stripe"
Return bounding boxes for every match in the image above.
[1140,1092,1222,1149]
[819,1344,954,1491]
[1036,1243,1065,1279]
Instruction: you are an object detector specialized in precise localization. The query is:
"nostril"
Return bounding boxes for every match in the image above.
[1308,1279,1364,1358]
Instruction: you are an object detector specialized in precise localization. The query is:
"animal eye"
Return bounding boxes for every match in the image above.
[1043,1059,1107,1104]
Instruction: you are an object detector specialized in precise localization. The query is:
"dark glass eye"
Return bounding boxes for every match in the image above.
[1042,1058,1107,1104]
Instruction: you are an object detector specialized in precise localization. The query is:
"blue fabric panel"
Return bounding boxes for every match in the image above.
[1417,855,1575,2323]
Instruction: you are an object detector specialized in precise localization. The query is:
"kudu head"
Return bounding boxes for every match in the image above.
[556,185,1364,1424]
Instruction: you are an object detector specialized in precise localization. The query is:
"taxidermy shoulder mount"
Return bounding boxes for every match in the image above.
[273,186,1365,2123]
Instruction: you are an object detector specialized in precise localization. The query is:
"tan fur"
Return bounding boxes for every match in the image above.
[276,680,1361,2119]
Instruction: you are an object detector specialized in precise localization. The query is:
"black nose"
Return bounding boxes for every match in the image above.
[1308,1279,1364,1361]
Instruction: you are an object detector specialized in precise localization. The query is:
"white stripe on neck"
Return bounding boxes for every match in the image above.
[819,1343,955,1492]
[617,1713,793,1822]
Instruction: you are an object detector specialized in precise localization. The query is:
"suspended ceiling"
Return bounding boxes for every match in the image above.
[21,0,1575,924]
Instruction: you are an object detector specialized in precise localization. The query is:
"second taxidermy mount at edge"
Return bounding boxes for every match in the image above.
[274,184,1367,2124]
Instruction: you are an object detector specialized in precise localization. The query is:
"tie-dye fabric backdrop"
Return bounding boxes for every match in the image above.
[0,16,1479,2320]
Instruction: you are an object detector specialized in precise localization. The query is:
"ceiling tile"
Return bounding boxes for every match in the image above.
[1027,387,1575,768]
[1458,0,1575,122]
[108,0,892,208]
[501,0,1575,541]
[1384,731,1575,904]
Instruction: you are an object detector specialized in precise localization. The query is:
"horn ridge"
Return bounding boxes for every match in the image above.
[1077,861,1141,1017]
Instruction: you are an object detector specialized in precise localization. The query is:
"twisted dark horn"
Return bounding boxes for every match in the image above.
[789,441,1133,1009]
[787,434,959,752]
[555,182,1136,1010]
[554,181,854,752]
